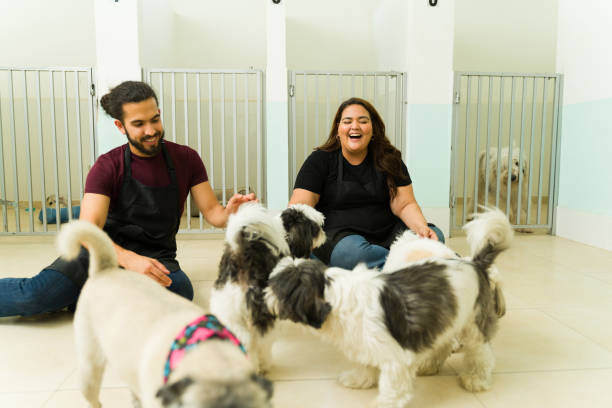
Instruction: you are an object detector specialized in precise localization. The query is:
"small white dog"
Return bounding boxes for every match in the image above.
[384,215,506,319]
[477,147,530,229]
[209,203,325,373]
[265,208,513,408]
[58,221,272,408]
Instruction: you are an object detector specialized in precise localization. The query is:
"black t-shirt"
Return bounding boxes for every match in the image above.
[295,149,411,209]
[294,149,412,262]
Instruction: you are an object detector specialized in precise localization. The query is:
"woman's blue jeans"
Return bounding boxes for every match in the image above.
[329,225,445,270]
[0,268,194,317]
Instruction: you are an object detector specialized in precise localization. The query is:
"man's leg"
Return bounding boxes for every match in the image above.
[329,235,389,270]
[0,269,80,317]
[167,269,194,301]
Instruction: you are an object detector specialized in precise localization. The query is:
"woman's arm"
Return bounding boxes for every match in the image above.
[390,185,438,240]
[288,188,320,207]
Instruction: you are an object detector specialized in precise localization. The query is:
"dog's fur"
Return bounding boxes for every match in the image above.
[209,203,325,373]
[265,208,513,408]
[46,194,68,209]
[383,214,506,320]
[477,147,530,230]
[58,221,272,408]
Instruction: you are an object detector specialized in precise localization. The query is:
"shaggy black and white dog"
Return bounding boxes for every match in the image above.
[209,203,325,373]
[264,208,513,408]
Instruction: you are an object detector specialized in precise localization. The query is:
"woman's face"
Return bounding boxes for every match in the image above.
[337,104,373,157]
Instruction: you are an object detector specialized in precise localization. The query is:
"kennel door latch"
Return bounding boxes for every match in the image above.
[454,91,460,104]
[288,84,295,97]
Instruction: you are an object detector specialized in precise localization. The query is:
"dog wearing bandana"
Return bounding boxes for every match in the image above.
[57,221,272,408]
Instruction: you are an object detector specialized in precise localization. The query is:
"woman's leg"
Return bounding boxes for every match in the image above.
[329,235,389,270]
[167,269,194,301]
[0,269,80,317]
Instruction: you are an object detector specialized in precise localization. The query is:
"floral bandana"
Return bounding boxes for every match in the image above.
[163,314,246,384]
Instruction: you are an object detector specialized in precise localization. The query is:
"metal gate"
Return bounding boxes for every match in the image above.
[0,67,96,235]
[450,72,562,234]
[144,68,265,233]
[288,71,406,184]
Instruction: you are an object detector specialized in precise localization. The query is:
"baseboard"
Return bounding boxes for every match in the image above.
[555,207,612,251]
[421,207,450,240]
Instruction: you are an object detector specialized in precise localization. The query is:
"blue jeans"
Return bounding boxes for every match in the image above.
[329,226,445,270]
[0,268,194,318]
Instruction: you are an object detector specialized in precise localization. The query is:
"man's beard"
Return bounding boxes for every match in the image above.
[125,129,165,156]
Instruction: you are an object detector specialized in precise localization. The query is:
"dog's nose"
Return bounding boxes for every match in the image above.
[511,174,517,182]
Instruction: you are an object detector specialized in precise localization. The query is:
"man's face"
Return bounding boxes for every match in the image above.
[115,97,164,157]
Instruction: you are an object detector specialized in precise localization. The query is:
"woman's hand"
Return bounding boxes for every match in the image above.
[414,225,438,241]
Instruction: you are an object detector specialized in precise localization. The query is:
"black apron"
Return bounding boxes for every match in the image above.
[47,142,181,288]
[313,150,406,264]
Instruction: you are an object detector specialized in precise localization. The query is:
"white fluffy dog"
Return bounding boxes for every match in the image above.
[384,214,506,321]
[477,147,530,228]
[209,203,325,373]
[58,221,272,408]
[264,208,513,408]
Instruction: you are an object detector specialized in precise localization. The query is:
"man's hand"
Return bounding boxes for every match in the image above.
[224,192,257,216]
[121,250,172,286]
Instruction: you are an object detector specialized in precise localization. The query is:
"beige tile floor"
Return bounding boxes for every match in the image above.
[1,232,612,408]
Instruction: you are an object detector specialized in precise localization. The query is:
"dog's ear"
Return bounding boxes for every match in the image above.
[269,260,331,328]
[156,376,194,406]
[251,373,274,400]
[281,208,313,258]
[493,284,506,318]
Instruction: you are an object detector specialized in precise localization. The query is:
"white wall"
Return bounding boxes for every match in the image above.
[139,0,267,70]
[285,0,379,71]
[454,0,559,73]
[555,0,612,251]
[0,0,96,67]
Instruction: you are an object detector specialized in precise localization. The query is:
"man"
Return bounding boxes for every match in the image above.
[0,81,256,317]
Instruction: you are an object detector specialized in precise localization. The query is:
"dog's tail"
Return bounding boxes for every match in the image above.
[56,220,117,276]
[464,207,513,273]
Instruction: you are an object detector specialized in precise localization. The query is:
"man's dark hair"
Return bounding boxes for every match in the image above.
[100,81,158,122]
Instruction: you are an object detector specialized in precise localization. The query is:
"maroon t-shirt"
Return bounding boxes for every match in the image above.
[85,141,208,215]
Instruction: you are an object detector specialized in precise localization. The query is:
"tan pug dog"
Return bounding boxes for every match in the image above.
[57,221,273,408]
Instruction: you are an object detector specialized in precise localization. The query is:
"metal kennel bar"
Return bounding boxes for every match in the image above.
[450,72,563,235]
[288,70,406,185]
[0,67,96,235]
[144,68,266,233]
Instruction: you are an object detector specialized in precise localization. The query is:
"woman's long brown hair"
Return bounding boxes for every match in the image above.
[317,97,407,199]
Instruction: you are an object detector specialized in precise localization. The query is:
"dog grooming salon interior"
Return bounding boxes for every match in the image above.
[1,1,611,407]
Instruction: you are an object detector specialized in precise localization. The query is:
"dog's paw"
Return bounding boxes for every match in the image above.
[459,373,491,392]
[339,368,377,389]
[415,362,440,376]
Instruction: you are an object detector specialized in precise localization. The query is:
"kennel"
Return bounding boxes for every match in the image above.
[0,67,96,235]
[144,68,265,233]
[450,72,563,235]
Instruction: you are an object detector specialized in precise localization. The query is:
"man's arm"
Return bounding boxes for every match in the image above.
[389,185,438,240]
[190,181,257,228]
[79,193,172,286]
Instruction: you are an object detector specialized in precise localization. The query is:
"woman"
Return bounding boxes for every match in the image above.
[289,97,443,269]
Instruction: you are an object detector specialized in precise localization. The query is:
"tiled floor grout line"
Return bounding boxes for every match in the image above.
[40,367,78,407]
[491,366,612,375]
[537,308,612,355]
